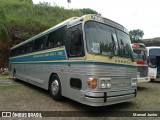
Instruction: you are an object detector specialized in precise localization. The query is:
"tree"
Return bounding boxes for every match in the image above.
[79,8,99,15]
[129,29,144,41]
[0,24,9,67]
[0,9,9,68]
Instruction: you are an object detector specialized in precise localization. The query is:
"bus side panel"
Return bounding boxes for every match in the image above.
[62,63,85,103]
[11,62,70,91]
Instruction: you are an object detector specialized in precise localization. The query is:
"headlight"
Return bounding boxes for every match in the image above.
[131,78,137,87]
[99,78,111,89]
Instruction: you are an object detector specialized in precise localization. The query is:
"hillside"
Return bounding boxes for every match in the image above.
[143,37,160,46]
[132,37,160,47]
[0,0,99,67]
[0,0,98,46]
[1,0,159,48]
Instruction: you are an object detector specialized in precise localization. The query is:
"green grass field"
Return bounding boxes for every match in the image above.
[0,74,11,80]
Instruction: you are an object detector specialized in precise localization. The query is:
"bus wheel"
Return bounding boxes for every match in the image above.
[150,79,154,82]
[13,70,17,81]
[49,75,62,100]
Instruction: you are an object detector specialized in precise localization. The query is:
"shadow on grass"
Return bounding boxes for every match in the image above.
[12,78,135,116]
[59,99,134,117]
[137,86,149,91]
[12,78,50,96]
[150,80,160,84]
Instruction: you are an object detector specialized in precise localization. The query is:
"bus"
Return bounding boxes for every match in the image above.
[9,14,137,106]
[147,46,160,81]
[131,43,150,82]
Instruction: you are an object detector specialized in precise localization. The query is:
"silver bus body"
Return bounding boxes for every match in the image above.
[9,14,137,106]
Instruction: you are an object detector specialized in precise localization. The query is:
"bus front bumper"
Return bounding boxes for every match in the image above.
[137,77,150,83]
[81,89,137,106]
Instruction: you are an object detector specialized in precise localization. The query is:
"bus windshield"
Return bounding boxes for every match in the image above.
[149,49,160,56]
[85,21,134,59]
[133,49,147,61]
[148,57,157,66]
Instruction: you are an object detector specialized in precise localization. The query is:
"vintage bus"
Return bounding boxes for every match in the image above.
[147,46,160,81]
[131,43,150,82]
[9,14,137,106]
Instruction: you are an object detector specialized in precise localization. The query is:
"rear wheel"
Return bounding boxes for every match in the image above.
[13,70,19,82]
[150,79,155,82]
[49,75,62,100]
[13,70,17,81]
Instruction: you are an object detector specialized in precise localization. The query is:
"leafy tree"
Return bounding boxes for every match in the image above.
[0,9,9,67]
[0,0,100,67]
[79,8,99,15]
[129,29,144,41]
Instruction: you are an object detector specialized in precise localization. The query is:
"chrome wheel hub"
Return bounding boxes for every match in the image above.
[51,80,59,95]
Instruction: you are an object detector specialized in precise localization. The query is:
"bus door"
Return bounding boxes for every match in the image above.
[65,24,85,100]
[156,56,160,78]
[148,56,157,79]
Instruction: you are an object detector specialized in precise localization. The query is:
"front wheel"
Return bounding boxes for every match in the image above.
[49,75,62,101]
[150,79,155,82]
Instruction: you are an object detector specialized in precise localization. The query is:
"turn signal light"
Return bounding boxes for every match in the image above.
[87,77,97,89]
[92,78,97,89]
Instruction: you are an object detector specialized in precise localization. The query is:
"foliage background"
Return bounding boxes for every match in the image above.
[0,0,99,67]
[0,0,160,67]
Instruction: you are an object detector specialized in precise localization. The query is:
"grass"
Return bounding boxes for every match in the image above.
[0,85,18,91]
[0,74,11,80]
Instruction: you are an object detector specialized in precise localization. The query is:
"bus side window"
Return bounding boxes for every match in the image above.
[18,45,26,55]
[34,36,46,51]
[15,48,19,56]
[25,41,34,53]
[46,27,65,49]
[69,29,84,57]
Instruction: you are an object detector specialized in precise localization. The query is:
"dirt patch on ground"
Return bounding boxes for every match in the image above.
[0,79,21,86]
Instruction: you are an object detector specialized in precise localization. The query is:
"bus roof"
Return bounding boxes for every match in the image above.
[132,43,147,51]
[132,43,145,46]
[146,46,160,50]
[11,14,128,50]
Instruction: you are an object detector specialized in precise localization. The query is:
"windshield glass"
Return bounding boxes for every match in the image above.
[148,57,157,66]
[149,49,160,56]
[84,21,134,59]
[133,49,147,61]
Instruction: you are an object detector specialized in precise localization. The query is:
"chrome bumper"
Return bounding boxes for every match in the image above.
[137,77,150,83]
[81,89,136,106]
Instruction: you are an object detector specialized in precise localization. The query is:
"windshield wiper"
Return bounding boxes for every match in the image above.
[120,39,134,62]
[124,45,134,62]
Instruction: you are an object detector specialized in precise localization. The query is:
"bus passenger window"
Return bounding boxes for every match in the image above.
[25,42,34,53]
[34,36,46,51]
[46,27,65,49]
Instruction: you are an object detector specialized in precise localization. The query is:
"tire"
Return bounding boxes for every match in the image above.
[13,70,17,81]
[150,79,154,82]
[49,75,62,101]
[13,70,19,82]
